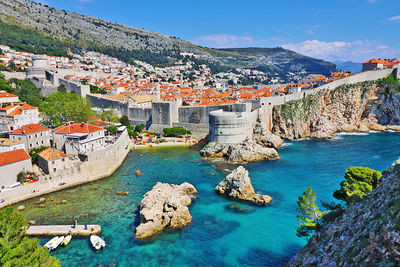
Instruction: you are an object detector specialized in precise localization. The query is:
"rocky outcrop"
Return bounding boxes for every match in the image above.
[215,166,272,205]
[272,81,400,140]
[135,182,197,239]
[289,158,400,266]
[200,120,282,164]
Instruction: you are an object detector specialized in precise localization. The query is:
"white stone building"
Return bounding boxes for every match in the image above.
[9,124,51,151]
[0,103,40,133]
[0,138,25,153]
[0,91,19,107]
[37,147,69,175]
[53,122,105,155]
[0,149,32,188]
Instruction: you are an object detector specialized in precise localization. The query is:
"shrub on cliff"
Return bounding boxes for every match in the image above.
[0,207,60,266]
[296,187,323,240]
[333,167,382,204]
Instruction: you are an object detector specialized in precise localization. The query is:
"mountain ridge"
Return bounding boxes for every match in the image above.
[0,0,337,77]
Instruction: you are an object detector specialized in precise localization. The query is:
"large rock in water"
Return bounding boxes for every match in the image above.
[215,166,272,205]
[200,139,279,164]
[135,182,197,239]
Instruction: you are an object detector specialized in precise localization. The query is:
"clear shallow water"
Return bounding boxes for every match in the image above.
[15,132,400,267]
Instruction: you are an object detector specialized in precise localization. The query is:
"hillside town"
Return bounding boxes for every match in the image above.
[0,43,399,194]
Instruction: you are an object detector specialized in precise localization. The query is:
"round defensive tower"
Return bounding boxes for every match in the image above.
[209,109,248,144]
[26,55,49,79]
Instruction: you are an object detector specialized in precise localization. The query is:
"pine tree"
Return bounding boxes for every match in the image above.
[296,187,323,239]
[0,207,60,266]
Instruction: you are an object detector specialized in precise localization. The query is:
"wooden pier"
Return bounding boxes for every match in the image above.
[26,225,102,237]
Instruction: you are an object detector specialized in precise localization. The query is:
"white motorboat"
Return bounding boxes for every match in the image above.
[44,236,64,252]
[90,235,106,250]
[61,235,72,246]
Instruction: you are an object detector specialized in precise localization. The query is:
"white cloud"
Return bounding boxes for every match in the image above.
[388,15,400,22]
[282,40,399,62]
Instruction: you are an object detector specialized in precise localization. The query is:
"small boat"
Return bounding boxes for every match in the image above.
[90,235,106,250]
[61,235,72,246]
[44,236,64,252]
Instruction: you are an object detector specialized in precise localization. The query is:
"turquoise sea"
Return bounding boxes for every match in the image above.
[16,132,400,266]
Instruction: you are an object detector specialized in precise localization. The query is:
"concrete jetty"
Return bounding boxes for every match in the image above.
[26,225,101,237]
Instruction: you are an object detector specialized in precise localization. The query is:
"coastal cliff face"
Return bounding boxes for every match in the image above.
[289,159,400,266]
[272,81,400,140]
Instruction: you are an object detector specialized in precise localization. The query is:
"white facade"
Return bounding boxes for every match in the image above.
[0,104,40,132]
[0,138,25,153]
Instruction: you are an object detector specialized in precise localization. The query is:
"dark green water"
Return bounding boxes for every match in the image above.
[16,132,400,266]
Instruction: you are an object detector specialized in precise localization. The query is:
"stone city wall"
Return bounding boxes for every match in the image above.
[59,78,90,97]
[0,130,132,208]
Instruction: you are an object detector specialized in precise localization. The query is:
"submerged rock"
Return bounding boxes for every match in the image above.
[116,191,129,196]
[61,200,68,204]
[135,170,143,176]
[215,166,272,205]
[38,198,46,204]
[135,182,197,239]
[225,203,255,214]
[17,205,25,211]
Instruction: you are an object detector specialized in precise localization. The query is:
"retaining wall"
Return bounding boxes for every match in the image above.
[0,130,132,208]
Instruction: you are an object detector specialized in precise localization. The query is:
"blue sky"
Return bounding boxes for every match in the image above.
[34,0,399,62]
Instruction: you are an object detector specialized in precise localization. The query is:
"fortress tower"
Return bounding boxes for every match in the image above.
[26,55,49,79]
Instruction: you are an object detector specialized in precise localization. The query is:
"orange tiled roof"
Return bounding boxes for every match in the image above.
[0,92,18,98]
[0,149,30,166]
[11,124,49,135]
[38,147,67,161]
[53,123,103,134]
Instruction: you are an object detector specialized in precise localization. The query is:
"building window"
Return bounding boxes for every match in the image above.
[53,168,56,173]
[29,144,32,147]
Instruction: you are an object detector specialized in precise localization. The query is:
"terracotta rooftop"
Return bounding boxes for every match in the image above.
[11,124,50,135]
[0,149,30,166]
[38,147,67,161]
[0,103,37,117]
[53,123,103,134]
[0,138,23,146]
[0,92,18,98]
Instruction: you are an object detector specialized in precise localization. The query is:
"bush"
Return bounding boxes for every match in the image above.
[333,167,382,204]
[106,126,118,134]
[163,127,191,137]
[134,124,145,133]
[127,125,137,137]
[120,115,130,126]
[29,146,49,165]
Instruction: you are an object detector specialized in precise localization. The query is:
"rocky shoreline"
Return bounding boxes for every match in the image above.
[288,159,400,266]
[200,120,283,164]
[272,81,400,140]
[135,182,197,239]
